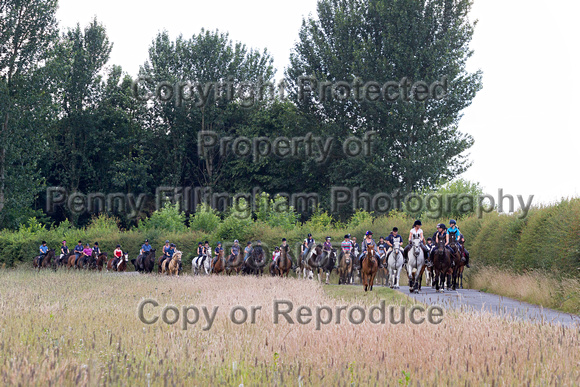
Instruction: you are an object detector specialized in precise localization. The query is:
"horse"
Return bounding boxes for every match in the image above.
[348,247,361,285]
[316,248,336,285]
[107,254,120,271]
[361,244,378,292]
[163,251,182,276]
[244,245,266,276]
[33,249,55,270]
[297,242,315,280]
[67,253,79,269]
[96,252,108,271]
[56,252,72,268]
[387,239,404,289]
[431,238,452,292]
[276,245,293,277]
[77,252,93,270]
[226,250,245,275]
[406,237,425,293]
[132,249,156,273]
[192,253,211,275]
[337,249,353,285]
[449,235,464,290]
[424,248,434,287]
[377,248,388,286]
[456,240,469,288]
[211,249,225,275]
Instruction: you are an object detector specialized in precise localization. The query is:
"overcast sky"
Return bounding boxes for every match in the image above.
[55,0,580,207]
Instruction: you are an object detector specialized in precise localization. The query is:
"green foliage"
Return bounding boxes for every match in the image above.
[347,209,374,229]
[215,199,255,242]
[303,205,334,231]
[403,179,485,220]
[138,203,187,233]
[256,193,298,231]
[190,204,221,233]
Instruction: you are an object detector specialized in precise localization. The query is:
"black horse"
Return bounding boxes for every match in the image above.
[243,246,266,276]
[132,249,156,273]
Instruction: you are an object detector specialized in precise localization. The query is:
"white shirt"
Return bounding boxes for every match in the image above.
[410,228,424,240]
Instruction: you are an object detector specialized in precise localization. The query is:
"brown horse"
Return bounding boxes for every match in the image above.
[361,244,379,292]
[212,249,225,275]
[337,249,353,285]
[34,250,55,270]
[276,245,293,277]
[448,235,463,290]
[96,252,108,271]
[163,251,182,276]
[117,252,128,272]
[431,238,452,292]
[67,253,78,269]
[226,250,245,275]
[107,255,119,271]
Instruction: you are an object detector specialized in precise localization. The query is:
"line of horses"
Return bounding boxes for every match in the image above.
[32,235,467,293]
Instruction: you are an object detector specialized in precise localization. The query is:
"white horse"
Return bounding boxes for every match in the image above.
[387,239,404,289]
[406,237,425,293]
[192,254,211,275]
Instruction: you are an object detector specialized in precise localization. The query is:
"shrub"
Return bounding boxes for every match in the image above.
[190,204,221,233]
[138,203,187,232]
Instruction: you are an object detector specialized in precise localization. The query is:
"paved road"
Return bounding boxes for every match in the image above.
[395,285,580,327]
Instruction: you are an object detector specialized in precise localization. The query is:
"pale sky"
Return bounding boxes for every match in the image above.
[56,0,580,206]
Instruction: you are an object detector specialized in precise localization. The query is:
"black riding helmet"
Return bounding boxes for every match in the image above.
[413,220,422,227]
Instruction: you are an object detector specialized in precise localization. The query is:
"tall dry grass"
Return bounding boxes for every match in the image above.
[0,269,578,386]
[468,266,580,315]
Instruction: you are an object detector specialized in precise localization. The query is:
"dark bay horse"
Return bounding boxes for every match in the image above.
[448,235,463,290]
[244,246,265,276]
[432,238,452,292]
[226,250,245,275]
[96,252,108,271]
[361,244,378,292]
[132,249,156,273]
[34,249,55,270]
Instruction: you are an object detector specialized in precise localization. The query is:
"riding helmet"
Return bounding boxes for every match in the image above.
[116,244,121,248]
[365,230,373,236]
[144,239,149,242]
[326,236,331,240]
[42,241,46,244]
[247,241,252,245]
[282,238,286,241]
[170,243,176,247]
[198,242,202,245]
[234,239,239,243]
[307,233,312,237]
[344,234,349,239]
[413,220,422,227]
[449,219,456,225]
[392,227,398,232]
[165,240,170,243]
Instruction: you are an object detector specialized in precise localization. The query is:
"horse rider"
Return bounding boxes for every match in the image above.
[74,240,84,266]
[161,240,171,266]
[403,220,430,263]
[360,231,377,264]
[229,240,240,263]
[385,227,404,260]
[272,246,281,270]
[212,242,223,267]
[140,239,152,257]
[243,241,252,262]
[38,241,48,264]
[377,236,387,268]
[322,236,332,260]
[82,243,93,264]
[113,244,123,268]
[93,242,101,256]
[60,240,69,262]
[303,233,316,259]
[446,219,470,267]
[204,241,211,261]
[351,236,360,257]
[338,234,353,268]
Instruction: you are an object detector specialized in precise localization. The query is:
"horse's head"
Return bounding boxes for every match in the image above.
[173,251,182,262]
[123,251,129,261]
[393,239,400,252]
[449,234,457,247]
[412,237,421,255]
[252,246,265,267]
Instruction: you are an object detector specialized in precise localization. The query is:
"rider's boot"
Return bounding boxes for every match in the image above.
[465,252,470,268]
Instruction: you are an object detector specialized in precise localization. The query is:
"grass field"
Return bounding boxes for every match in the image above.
[0,269,578,386]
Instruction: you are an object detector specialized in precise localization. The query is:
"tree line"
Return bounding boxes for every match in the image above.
[0,0,482,229]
